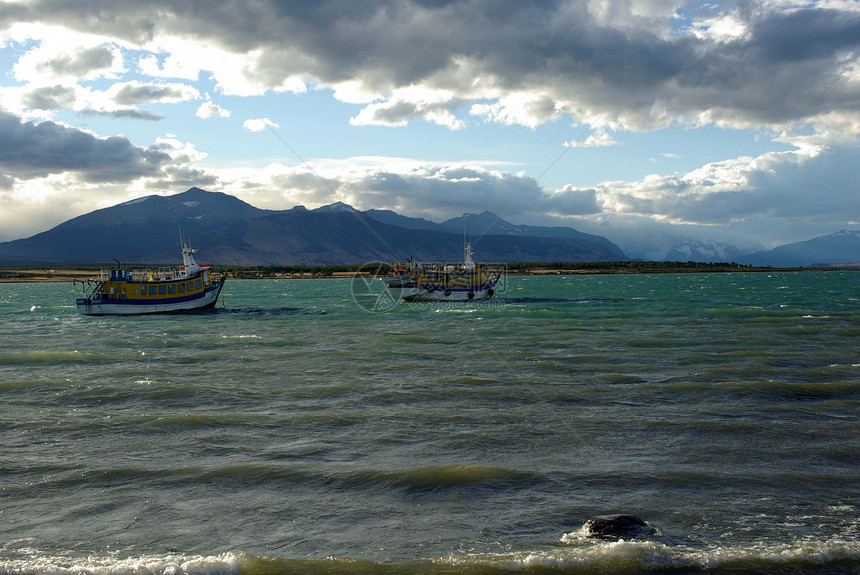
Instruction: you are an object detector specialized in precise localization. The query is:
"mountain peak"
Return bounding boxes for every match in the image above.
[314,201,360,213]
[738,228,860,266]
[440,211,523,236]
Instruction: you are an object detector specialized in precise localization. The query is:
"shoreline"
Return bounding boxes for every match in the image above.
[2,264,856,283]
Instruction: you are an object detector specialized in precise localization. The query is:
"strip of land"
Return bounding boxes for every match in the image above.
[0,269,96,282]
[2,261,855,283]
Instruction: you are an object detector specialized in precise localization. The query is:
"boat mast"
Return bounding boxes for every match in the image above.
[464,242,475,271]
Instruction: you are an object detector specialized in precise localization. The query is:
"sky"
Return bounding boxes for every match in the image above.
[0,0,858,260]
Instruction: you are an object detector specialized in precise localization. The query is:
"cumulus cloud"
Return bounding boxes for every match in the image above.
[565,128,619,148]
[196,101,230,118]
[349,86,465,129]
[243,117,278,132]
[591,145,860,227]
[471,93,562,129]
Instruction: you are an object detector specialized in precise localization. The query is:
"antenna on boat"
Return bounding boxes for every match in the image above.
[113,258,121,269]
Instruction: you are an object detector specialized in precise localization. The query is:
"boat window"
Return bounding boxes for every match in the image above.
[158,285,167,295]
[196,279,202,289]
[168,284,176,294]
[148,286,157,295]
[187,281,195,291]
[178,283,185,293]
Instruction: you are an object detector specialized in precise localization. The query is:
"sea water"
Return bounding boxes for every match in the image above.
[0,271,858,574]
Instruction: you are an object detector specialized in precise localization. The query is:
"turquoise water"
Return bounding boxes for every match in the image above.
[1,272,858,574]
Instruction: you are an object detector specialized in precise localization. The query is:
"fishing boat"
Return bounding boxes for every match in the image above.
[381,242,502,302]
[74,244,225,315]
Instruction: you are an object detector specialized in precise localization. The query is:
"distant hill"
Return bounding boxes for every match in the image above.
[0,188,628,266]
[737,229,860,267]
[0,187,274,265]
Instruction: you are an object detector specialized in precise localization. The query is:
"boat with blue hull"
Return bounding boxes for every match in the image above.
[74,245,225,315]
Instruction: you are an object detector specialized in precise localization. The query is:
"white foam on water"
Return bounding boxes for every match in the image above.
[0,552,239,575]
[450,538,860,573]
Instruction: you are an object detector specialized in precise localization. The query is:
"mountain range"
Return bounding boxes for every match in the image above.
[0,188,626,266]
[736,229,860,268]
[664,233,860,267]
[0,188,857,267]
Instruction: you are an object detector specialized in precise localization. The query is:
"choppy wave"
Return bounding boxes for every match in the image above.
[340,464,541,491]
[0,350,107,365]
[456,539,860,574]
[499,297,626,305]
[214,306,324,316]
[4,541,860,575]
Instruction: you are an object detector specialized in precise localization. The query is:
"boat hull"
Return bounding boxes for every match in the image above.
[383,275,499,302]
[392,285,496,302]
[76,279,224,316]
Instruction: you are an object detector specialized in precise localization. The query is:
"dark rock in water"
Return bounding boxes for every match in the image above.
[583,514,654,539]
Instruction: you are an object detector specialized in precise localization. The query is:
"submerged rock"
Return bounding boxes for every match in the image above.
[583,514,654,540]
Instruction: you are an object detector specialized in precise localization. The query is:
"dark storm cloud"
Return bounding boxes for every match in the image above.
[749,7,860,64]
[0,109,171,182]
[5,1,858,131]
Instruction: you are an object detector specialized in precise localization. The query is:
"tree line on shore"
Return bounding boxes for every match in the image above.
[1,260,826,282]
[221,260,789,279]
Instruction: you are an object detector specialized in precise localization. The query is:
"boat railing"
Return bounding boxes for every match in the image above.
[393,262,504,275]
[97,266,193,283]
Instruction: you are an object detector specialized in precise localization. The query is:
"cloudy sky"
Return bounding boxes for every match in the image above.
[0,0,858,259]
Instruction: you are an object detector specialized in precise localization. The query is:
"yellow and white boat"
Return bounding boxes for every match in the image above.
[74,244,225,315]
[381,242,502,302]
